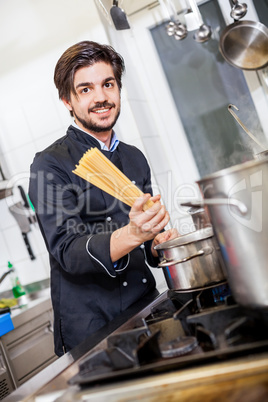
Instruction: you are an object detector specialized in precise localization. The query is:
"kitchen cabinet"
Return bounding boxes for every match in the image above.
[0,293,57,397]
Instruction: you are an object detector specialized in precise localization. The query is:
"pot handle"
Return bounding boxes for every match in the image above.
[157,246,213,268]
[181,198,248,215]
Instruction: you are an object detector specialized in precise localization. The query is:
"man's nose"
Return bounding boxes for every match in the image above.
[93,86,107,103]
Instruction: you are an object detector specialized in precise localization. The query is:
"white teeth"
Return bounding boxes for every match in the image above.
[94,108,109,114]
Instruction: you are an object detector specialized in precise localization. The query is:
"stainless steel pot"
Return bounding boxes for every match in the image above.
[197,158,268,309]
[154,227,226,290]
[219,20,268,70]
[255,150,268,161]
[188,206,212,230]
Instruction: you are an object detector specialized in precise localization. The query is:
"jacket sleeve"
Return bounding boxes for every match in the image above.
[139,153,161,268]
[29,151,125,277]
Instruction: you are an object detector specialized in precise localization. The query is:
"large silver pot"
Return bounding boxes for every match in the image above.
[197,158,268,309]
[255,150,268,161]
[188,206,212,230]
[154,227,226,290]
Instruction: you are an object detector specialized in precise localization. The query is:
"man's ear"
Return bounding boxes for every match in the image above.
[62,98,72,112]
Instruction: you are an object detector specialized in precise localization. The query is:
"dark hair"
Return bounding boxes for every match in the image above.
[54,41,125,102]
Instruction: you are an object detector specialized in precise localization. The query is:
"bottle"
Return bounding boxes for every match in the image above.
[8,261,27,306]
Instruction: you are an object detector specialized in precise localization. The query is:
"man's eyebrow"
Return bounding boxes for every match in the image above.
[75,77,116,90]
[104,76,116,83]
[75,81,91,90]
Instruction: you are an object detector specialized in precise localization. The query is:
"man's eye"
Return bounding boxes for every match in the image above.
[82,88,90,93]
[105,82,113,88]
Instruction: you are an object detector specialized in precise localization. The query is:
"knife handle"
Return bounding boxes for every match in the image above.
[18,185,30,208]
[22,233,36,260]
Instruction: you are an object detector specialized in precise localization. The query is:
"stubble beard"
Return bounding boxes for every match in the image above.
[73,105,121,134]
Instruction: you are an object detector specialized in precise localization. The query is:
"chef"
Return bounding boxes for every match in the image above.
[29,41,177,357]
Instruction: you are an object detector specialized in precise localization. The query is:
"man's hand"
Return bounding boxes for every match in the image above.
[151,228,179,258]
[128,194,170,243]
[110,193,171,262]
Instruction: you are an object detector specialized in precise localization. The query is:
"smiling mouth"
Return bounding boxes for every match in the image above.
[93,108,111,114]
[89,102,115,115]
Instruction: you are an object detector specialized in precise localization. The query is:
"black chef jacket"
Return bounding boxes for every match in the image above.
[29,125,159,356]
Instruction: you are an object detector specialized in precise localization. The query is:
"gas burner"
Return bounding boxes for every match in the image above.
[160,336,198,358]
[170,282,232,314]
[69,286,268,387]
[172,281,228,294]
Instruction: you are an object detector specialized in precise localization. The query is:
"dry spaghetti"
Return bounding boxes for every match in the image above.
[72,147,154,211]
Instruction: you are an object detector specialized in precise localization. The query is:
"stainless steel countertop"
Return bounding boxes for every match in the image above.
[9,289,52,327]
[55,352,268,402]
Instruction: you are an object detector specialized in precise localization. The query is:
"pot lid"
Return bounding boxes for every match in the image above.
[154,227,213,250]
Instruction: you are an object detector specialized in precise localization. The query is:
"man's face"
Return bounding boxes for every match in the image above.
[63,62,121,136]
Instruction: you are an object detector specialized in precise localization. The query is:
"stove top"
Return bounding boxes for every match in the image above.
[69,283,268,387]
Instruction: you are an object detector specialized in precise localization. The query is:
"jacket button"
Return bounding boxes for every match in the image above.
[140,244,145,249]
[123,281,128,287]
[142,278,147,283]
[132,180,136,185]
[106,216,112,222]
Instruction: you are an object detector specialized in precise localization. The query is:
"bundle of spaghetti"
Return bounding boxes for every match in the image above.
[72,147,154,211]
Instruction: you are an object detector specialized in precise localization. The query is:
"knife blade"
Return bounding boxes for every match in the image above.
[9,202,36,260]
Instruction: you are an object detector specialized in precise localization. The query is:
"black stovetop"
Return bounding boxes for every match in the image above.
[69,283,268,386]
